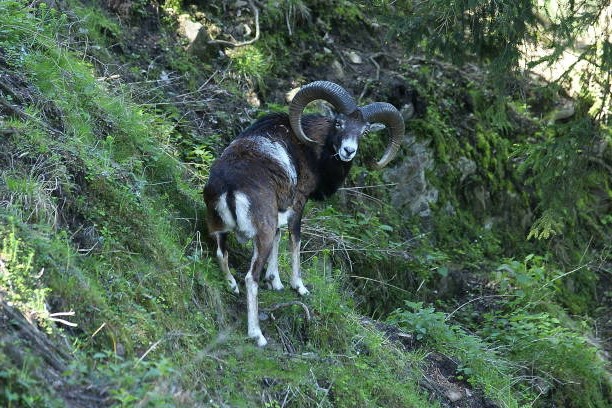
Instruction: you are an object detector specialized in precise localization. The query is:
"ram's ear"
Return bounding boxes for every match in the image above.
[368,123,386,132]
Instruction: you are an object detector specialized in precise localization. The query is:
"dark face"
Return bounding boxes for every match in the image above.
[331,112,370,162]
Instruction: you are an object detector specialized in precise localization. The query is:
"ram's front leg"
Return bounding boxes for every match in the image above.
[288,209,310,296]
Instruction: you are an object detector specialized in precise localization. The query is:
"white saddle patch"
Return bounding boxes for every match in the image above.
[251,136,297,186]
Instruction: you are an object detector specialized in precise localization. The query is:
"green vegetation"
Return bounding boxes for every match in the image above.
[1,0,610,407]
[389,254,609,407]
[1,223,51,332]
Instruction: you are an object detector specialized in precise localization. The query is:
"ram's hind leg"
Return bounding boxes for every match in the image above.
[264,229,284,291]
[214,232,238,294]
[245,230,274,347]
[288,210,309,296]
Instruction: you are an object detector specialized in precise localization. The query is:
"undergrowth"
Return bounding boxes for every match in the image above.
[0,222,52,331]
[388,254,610,407]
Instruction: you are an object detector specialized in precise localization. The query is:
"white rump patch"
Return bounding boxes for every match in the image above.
[251,136,297,186]
[215,192,236,230]
[234,191,256,240]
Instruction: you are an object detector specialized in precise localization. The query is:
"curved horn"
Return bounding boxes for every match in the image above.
[289,81,358,144]
[359,102,406,168]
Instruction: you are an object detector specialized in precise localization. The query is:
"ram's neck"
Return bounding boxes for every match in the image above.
[308,143,352,201]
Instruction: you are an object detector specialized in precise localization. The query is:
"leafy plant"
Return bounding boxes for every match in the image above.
[388,301,524,405]
[483,254,610,406]
[481,310,609,407]
[227,45,271,88]
[185,145,215,177]
[0,348,64,408]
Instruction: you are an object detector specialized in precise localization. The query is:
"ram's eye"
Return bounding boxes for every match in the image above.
[335,120,344,130]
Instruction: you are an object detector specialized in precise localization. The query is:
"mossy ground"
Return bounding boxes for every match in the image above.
[1,1,610,407]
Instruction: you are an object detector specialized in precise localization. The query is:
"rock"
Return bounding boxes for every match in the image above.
[443,201,456,216]
[322,31,334,44]
[457,156,476,182]
[384,139,439,218]
[246,90,261,107]
[550,99,575,123]
[346,51,363,64]
[446,390,463,402]
[331,60,345,80]
[178,14,202,43]
[177,14,215,60]
[115,342,125,357]
[401,103,415,120]
[159,70,170,84]
[235,23,252,37]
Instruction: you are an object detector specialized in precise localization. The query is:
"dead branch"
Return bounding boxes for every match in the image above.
[369,52,383,81]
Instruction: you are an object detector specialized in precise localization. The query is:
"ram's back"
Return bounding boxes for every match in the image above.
[203,115,303,235]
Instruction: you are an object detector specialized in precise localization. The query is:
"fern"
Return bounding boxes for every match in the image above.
[527,209,564,240]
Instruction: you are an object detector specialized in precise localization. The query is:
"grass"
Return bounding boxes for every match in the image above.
[0,223,51,330]
[1,1,610,407]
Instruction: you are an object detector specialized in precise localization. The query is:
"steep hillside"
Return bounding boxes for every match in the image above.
[1,1,610,407]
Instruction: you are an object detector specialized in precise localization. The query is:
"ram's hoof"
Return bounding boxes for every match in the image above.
[228,282,239,294]
[270,281,284,291]
[249,331,268,347]
[292,283,310,296]
[264,276,284,291]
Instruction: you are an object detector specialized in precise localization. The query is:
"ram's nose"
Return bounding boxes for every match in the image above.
[342,146,356,156]
[339,146,356,161]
